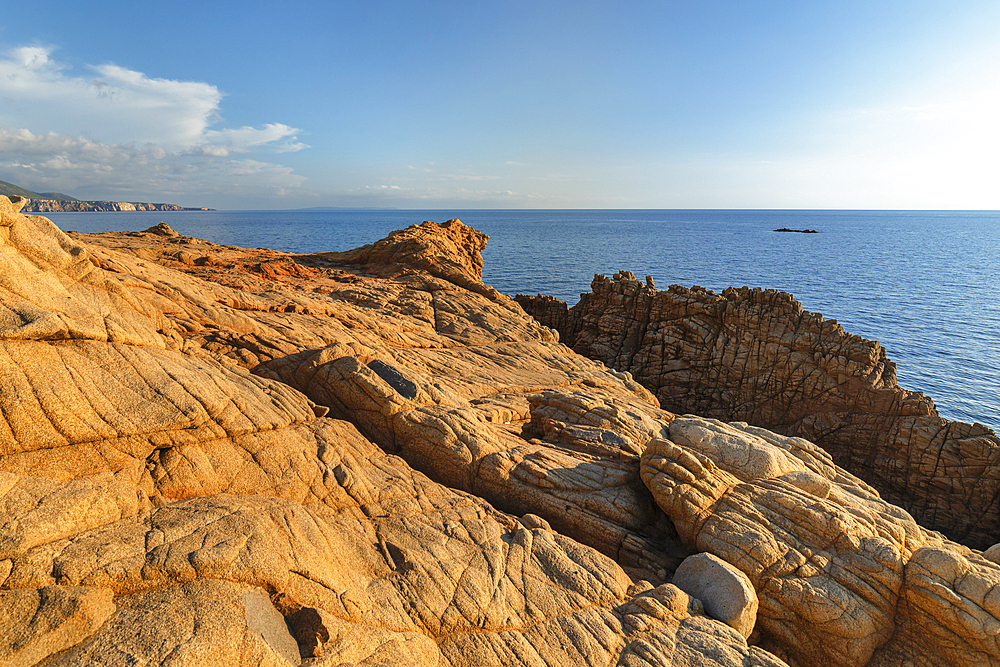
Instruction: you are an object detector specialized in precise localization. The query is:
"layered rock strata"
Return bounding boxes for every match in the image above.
[4,193,999,666]
[516,273,1000,548]
[641,416,1000,667]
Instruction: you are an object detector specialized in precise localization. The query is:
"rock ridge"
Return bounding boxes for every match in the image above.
[20,198,187,212]
[516,271,1000,549]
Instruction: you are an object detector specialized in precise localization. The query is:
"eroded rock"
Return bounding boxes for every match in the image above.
[672,552,758,638]
[6,195,995,666]
[0,198,778,666]
[517,274,1000,549]
[641,415,1000,667]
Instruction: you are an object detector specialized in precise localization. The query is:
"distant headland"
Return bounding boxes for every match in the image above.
[0,178,212,212]
[773,227,818,233]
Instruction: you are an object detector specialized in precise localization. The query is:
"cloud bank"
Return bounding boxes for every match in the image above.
[0,46,307,203]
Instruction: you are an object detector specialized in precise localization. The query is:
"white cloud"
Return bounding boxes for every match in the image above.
[0,127,305,202]
[199,123,308,156]
[0,45,308,203]
[0,46,223,150]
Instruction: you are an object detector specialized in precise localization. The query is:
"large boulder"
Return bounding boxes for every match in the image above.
[672,552,758,638]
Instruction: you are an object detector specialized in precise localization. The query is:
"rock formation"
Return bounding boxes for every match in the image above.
[641,416,1000,667]
[20,199,186,213]
[2,198,784,666]
[516,273,1000,549]
[3,194,998,666]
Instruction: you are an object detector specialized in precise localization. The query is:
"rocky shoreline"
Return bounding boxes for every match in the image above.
[516,275,1000,549]
[19,199,209,213]
[2,194,998,666]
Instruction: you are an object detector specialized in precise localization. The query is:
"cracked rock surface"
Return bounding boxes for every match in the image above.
[4,194,998,666]
[2,197,780,666]
[517,273,1000,549]
[640,415,1000,667]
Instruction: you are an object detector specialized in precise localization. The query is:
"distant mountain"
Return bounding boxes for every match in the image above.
[37,191,79,201]
[294,206,400,211]
[0,179,79,201]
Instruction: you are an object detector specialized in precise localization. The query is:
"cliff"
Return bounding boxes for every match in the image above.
[2,194,1000,667]
[21,199,186,212]
[516,272,1000,549]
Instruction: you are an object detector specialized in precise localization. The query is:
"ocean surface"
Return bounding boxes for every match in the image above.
[47,209,999,430]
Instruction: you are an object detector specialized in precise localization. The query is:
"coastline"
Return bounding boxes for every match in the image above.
[45,207,1000,430]
[20,199,211,212]
[2,195,999,666]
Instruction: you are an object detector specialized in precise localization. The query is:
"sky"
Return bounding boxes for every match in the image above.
[1,1,999,210]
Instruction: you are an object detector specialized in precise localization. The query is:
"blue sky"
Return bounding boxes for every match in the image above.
[1,1,999,209]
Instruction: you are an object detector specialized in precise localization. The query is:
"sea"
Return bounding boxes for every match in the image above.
[46,208,999,431]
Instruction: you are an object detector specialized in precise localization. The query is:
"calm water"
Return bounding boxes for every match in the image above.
[49,209,1000,430]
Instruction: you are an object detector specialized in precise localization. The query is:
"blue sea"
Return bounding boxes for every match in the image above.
[47,209,999,430]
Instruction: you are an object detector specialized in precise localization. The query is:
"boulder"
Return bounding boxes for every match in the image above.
[672,552,758,638]
[641,415,1000,667]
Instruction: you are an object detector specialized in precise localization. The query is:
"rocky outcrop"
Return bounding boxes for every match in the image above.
[516,273,1000,549]
[20,198,185,212]
[641,415,1000,667]
[2,196,784,666]
[5,193,1000,665]
[312,218,501,299]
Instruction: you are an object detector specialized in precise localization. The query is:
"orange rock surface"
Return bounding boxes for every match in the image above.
[2,194,998,666]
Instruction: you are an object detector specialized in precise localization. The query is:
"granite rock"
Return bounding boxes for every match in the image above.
[7,193,998,666]
[641,415,1000,667]
[0,197,777,666]
[517,273,1000,549]
[672,552,759,638]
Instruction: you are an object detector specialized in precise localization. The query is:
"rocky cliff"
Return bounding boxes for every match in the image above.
[2,194,999,666]
[516,272,1000,550]
[21,199,186,212]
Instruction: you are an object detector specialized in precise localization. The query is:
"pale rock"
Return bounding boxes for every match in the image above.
[672,552,759,638]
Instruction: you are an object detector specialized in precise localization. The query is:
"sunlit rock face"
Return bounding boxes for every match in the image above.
[517,272,1000,550]
[1,197,785,666]
[4,193,999,666]
[641,416,1000,667]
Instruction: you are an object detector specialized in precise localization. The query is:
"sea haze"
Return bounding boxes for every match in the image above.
[50,208,1000,430]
